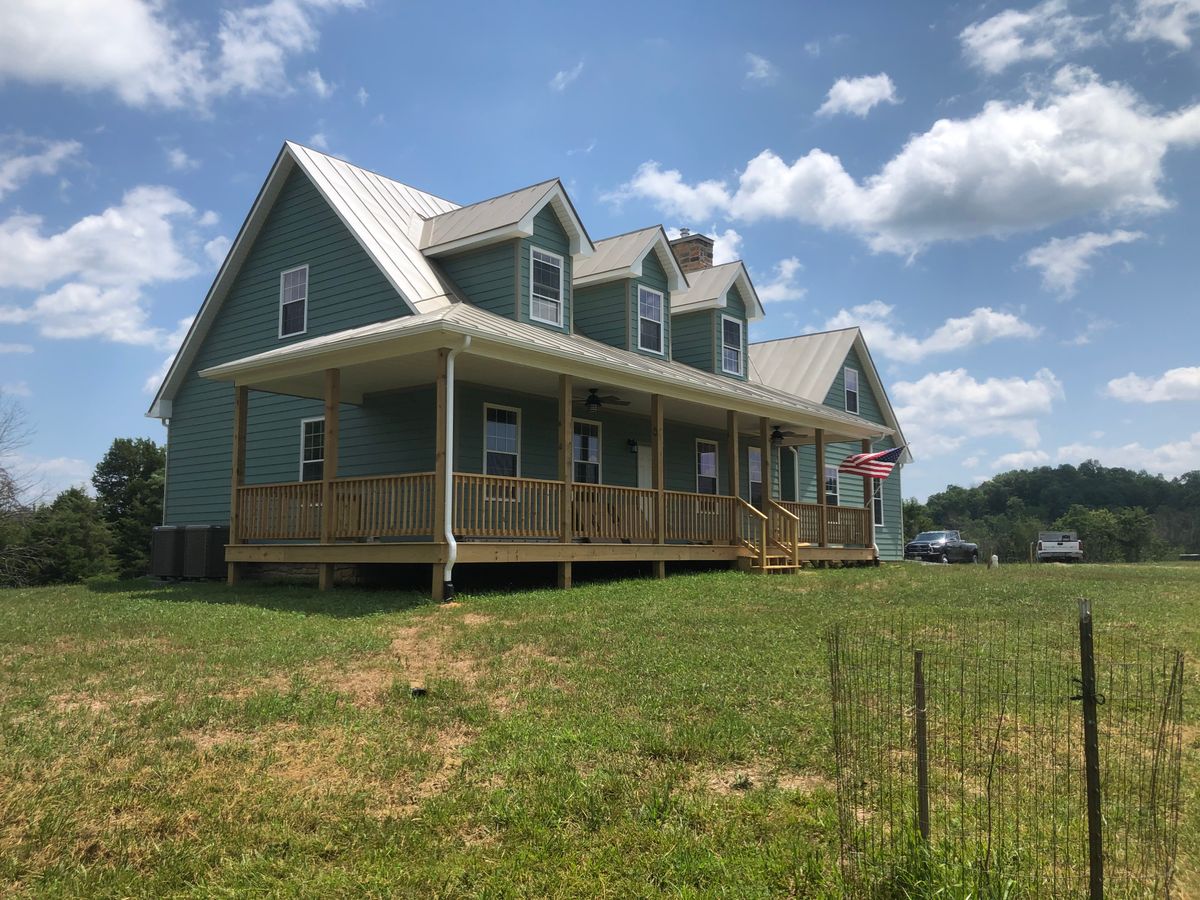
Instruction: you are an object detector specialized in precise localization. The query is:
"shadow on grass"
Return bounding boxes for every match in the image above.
[84,578,428,619]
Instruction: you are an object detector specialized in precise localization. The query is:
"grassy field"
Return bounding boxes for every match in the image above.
[0,563,1197,897]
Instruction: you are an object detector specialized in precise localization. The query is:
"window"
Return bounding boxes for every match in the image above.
[824,465,839,506]
[279,265,308,337]
[696,440,719,495]
[300,417,324,481]
[748,446,763,508]
[873,479,884,527]
[484,405,520,476]
[530,248,564,326]
[572,420,601,484]
[637,286,664,354]
[844,367,859,414]
[721,316,743,376]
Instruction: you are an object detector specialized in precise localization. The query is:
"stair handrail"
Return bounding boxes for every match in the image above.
[736,499,769,568]
[766,499,801,568]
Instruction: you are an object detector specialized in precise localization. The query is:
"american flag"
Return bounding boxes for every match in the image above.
[838,446,905,478]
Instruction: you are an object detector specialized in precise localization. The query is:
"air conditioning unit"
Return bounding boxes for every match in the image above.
[150,526,186,578]
[182,525,230,578]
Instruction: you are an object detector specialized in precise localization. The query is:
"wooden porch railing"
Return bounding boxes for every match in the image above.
[332,473,435,538]
[737,499,769,566]
[573,483,656,542]
[827,505,871,546]
[766,500,801,567]
[663,491,737,544]
[779,501,822,545]
[453,473,561,539]
[236,481,323,541]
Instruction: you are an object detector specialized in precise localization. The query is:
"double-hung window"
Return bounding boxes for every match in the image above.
[872,479,884,526]
[824,465,839,506]
[748,446,763,508]
[484,406,520,477]
[279,265,308,337]
[530,248,564,326]
[696,440,719,495]
[844,367,859,414]
[299,417,324,481]
[573,420,601,484]
[721,316,743,376]
[637,286,664,354]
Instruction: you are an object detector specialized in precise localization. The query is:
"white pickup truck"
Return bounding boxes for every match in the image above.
[1036,531,1084,563]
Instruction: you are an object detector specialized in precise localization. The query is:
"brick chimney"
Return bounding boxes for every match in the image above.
[670,228,714,273]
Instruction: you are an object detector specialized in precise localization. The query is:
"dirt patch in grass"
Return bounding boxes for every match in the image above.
[216,672,291,700]
[48,690,161,714]
[698,762,833,796]
[461,613,493,627]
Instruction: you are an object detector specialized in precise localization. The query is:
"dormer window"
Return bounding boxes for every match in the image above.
[279,265,308,337]
[530,248,564,326]
[844,367,859,414]
[637,286,664,354]
[721,316,743,376]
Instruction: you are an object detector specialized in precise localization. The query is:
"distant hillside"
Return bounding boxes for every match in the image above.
[904,461,1200,562]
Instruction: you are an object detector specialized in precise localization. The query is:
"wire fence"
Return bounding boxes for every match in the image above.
[828,602,1184,897]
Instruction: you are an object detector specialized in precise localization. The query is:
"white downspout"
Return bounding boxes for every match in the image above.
[442,336,471,593]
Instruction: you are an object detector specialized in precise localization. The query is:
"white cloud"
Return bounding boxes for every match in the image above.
[308,132,330,151]
[992,449,1050,470]
[304,68,333,98]
[356,86,368,106]
[1023,229,1144,295]
[818,301,1040,363]
[960,0,1100,75]
[0,0,361,109]
[0,136,81,200]
[165,147,199,172]
[1057,432,1200,477]
[549,60,584,92]
[1063,317,1113,346]
[197,210,219,227]
[608,67,1200,255]
[0,343,33,354]
[961,455,982,469]
[143,316,194,395]
[204,235,232,267]
[1106,366,1200,402]
[894,368,1064,457]
[756,257,806,303]
[1124,0,1200,49]
[745,53,778,84]
[665,226,743,265]
[816,73,898,117]
[0,381,31,398]
[0,185,198,346]
[567,139,597,157]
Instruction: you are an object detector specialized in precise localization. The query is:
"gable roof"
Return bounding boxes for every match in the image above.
[573,226,688,292]
[148,141,463,419]
[419,179,594,257]
[668,261,765,321]
[749,327,911,461]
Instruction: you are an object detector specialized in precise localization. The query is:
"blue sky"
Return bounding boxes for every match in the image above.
[1,0,1198,502]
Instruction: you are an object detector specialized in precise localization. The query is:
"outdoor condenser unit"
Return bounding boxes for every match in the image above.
[182,525,230,579]
[150,525,186,578]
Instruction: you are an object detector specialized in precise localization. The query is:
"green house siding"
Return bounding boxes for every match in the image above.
[437,241,517,318]
[164,167,416,525]
[629,252,671,358]
[717,286,749,382]
[573,280,629,350]
[518,206,573,334]
[671,310,715,372]
[825,346,884,423]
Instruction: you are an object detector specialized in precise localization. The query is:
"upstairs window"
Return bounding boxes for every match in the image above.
[696,440,719,495]
[824,465,839,506]
[721,316,743,376]
[573,420,601,484]
[530,248,564,326]
[844,367,860,414]
[300,417,324,481]
[279,265,308,337]
[637,286,664,354]
[873,479,884,526]
[748,446,763,508]
[484,405,520,477]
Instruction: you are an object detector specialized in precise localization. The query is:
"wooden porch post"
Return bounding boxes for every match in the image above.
[226,384,248,586]
[726,410,740,547]
[318,368,340,591]
[815,428,827,548]
[759,417,773,506]
[557,373,573,589]
[862,437,876,554]
[431,349,449,602]
[651,394,665,579]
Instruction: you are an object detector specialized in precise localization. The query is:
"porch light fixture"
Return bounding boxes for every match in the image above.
[627,439,639,454]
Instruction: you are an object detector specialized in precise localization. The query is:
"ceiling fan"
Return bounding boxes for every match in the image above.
[575,388,631,411]
[771,425,801,444]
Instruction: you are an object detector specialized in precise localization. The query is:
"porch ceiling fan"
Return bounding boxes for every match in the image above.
[771,425,801,445]
[575,387,631,411]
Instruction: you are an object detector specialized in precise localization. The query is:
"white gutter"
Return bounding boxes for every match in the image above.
[441,336,471,595]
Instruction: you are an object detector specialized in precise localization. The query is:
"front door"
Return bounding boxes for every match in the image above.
[637,450,652,489]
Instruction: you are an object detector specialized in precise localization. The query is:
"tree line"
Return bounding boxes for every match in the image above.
[903,460,1200,563]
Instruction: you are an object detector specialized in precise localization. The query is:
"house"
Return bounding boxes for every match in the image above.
[148,142,907,598]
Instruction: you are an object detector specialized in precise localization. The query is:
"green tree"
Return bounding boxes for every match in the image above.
[27,488,113,583]
[92,438,165,578]
[902,498,934,540]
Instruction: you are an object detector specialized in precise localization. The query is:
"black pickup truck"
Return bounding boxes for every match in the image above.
[904,531,980,564]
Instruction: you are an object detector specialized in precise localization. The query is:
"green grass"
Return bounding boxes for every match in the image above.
[0,563,1197,897]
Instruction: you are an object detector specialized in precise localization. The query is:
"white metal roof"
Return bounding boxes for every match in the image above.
[749,327,911,460]
[573,226,688,292]
[669,261,765,321]
[419,179,594,257]
[200,303,891,441]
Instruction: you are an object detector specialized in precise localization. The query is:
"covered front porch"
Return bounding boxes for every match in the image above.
[206,308,885,598]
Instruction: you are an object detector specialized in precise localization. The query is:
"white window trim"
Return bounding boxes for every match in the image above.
[695,438,720,494]
[483,403,522,477]
[873,479,885,527]
[299,416,324,482]
[824,464,840,506]
[720,314,744,376]
[636,285,666,355]
[279,264,309,339]
[844,367,859,414]
[529,247,565,327]
[572,418,603,483]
